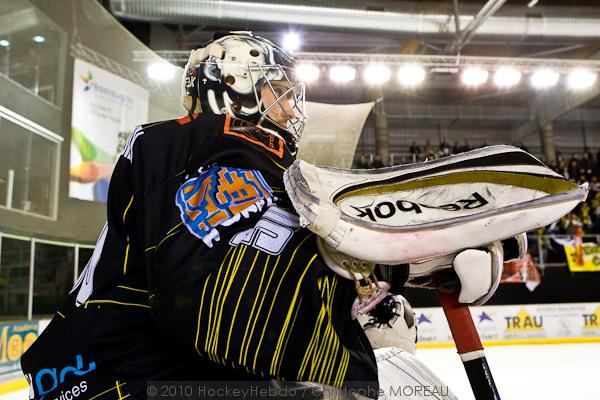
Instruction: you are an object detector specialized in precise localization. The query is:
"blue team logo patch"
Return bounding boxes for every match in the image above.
[175,166,274,247]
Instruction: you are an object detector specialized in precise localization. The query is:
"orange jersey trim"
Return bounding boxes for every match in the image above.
[223,115,284,158]
[176,113,199,125]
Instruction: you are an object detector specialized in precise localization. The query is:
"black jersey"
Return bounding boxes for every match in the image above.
[21,113,378,399]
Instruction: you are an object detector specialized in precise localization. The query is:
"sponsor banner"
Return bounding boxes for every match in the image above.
[415,302,600,345]
[0,321,38,380]
[564,243,600,272]
[69,58,149,202]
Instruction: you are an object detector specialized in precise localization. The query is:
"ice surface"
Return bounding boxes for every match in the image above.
[3,343,598,400]
[417,343,600,400]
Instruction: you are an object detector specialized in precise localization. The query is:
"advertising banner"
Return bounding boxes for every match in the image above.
[415,302,600,346]
[564,243,600,272]
[3,303,600,384]
[0,321,38,380]
[69,58,149,202]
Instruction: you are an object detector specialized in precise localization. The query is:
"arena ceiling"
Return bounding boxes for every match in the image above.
[101,0,600,155]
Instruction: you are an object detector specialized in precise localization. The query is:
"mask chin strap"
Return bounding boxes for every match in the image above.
[256,117,297,152]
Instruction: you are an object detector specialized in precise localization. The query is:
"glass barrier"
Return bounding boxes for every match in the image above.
[0,232,95,320]
[0,229,595,321]
[32,242,74,316]
[0,0,66,105]
[77,247,94,278]
[0,237,30,319]
[0,115,60,217]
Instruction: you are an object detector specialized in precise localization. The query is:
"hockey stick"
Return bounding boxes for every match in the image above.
[437,290,501,400]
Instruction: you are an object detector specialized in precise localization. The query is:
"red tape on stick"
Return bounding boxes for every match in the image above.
[437,290,483,355]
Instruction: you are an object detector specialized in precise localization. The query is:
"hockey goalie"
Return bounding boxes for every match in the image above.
[21,32,587,400]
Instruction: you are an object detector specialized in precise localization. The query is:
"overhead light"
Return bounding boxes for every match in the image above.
[0,40,9,47]
[527,0,540,7]
[397,64,426,87]
[567,69,597,90]
[329,65,356,83]
[32,35,45,43]
[147,62,176,81]
[531,69,559,88]
[363,64,391,85]
[461,67,489,86]
[430,66,459,74]
[282,32,301,52]
[494,67,522,88]
[296,64,320,83]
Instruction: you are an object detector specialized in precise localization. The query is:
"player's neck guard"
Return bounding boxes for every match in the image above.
[284,145,588,265]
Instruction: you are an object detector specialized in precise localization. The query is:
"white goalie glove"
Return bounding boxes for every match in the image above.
[357,295,459,400]
[357,294,417,354]
[407,233,527,305]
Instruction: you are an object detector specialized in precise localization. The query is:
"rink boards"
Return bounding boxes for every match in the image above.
[0,303,598,391]
[414,302,600,348]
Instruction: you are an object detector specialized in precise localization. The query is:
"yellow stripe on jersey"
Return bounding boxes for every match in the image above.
[210,245,246,357]
[193,231,351,388]
[251,233,312,368]
[275,297,303,376]
[145,223,183,252]
[116,285,148,293]
[299,275,349,387]
[121,196,134,274]
[84,299,150,309]
[205,246,237,361]
[271,253,318,375]
[239,254,272,366]
[123,239,130,275]
[225,249,260,358]
[122,196,134,224]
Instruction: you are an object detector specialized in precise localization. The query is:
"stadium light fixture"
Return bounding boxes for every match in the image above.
[282,32,301,52]
[461,67,489,86]
[147,62,176,81]
[494,67,522,88]
[531,69,560,88]
[32,35,45,43]
[363,64,391,85]
[329,65,356,83]
[397,64,426,87]
[296,64,320,83]
[567,69,597,90]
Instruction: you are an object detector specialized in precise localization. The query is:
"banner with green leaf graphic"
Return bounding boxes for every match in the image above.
[70,58,149,202]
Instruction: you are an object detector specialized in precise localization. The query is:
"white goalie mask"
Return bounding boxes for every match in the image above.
[182,32,306,149]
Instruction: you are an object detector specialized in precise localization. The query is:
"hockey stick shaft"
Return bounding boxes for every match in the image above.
[437,290,501,400]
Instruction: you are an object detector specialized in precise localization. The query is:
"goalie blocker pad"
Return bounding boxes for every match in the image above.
[284,145,588,265]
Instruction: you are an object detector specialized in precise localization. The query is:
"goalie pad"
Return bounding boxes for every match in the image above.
[284,145,587,265]
[375,348,459,400]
